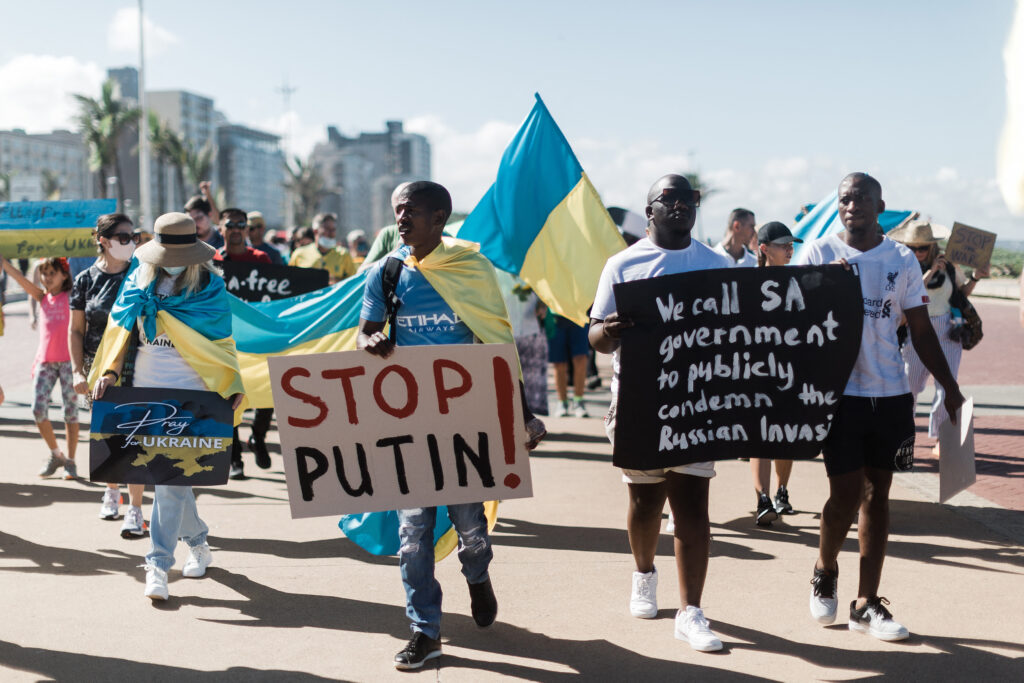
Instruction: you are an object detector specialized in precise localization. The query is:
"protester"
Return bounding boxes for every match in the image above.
[546,313,590,417]
[889,220,986,444]
[289,226,315,255]
[70,213,147,534]
[245,211,283,264]
[357,180,545,669]
[713,208,758,267]
[796,173,964,641]
[347,229,370,266]
[91,212,246,600]
[590,174,730,652]
[749,221,803,525]
[185,195,224,250]
[1,255,79,479]
[213,208,271,479]
[288,212,356,283]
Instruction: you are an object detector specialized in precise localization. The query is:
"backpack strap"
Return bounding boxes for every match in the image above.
[945,261,959,305]
[381,256,404,342]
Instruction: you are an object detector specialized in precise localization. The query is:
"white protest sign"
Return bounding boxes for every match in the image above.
[268,344,532,518]
[939,398,976,503]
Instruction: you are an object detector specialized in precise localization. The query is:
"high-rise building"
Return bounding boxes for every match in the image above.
[0,129,93,200]
[217,124,285,228]
[148,90,216,211]
[310,120,430,234]
[106,67,140,219]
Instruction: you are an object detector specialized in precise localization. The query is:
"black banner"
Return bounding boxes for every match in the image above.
[220,261,329,302]
[612,265,863,469]
[89,386,234,485]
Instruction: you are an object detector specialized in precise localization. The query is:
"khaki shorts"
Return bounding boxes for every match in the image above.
[605,397,716,484]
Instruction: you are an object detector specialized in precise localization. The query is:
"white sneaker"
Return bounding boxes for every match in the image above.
[630,568,658,618]
[573,401,589,418]
[144,565,168,601]
[120,506,147,538]
[555,402,569,418]
[675,606,723,652]
[182,543,212,578]
[809,567,839,624]
[849,598,909,641]
[99,488,121,520]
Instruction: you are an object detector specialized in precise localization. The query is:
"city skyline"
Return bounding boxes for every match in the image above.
[1,1,1021,241]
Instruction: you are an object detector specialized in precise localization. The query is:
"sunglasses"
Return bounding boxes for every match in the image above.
[224,221,248,230]
[909,245,932,253]
[107,232,142,245]
[653,189,701,208]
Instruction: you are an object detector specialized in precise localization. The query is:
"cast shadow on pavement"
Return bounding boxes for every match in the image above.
[526,448,613,463]
[714,620,1024,681]
[212,534,395,566]
[184,569,764,682]
[0,640,339,682]
[0,481,108,509]
[537,431,610,444]
[0,530,139,578]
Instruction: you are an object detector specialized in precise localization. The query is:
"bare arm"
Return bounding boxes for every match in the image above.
[960,263,987,297]
[906,305,965,423]
[91,342,130,400]
[69,310,89,394]
[1,257,44,301]
[589,312,633,354]
[357,318,394,358]
[200,180,220,224]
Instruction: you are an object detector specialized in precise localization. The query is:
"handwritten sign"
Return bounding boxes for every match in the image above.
[89,386,234,485]
[220,261,329,302]
[612,265,863,469]
[0,199,117,258]
[946,222,997,270]
[268,344,532,518]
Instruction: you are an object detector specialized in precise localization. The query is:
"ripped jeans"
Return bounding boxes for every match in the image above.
[398,504,492,639]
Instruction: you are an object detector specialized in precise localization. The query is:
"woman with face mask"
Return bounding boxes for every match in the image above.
[91,212,246,601]
[70,213,149,536]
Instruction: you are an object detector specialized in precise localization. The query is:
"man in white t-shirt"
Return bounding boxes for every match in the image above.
[712,208,758,267]
[590,174,731,653]
[795,173,964,641]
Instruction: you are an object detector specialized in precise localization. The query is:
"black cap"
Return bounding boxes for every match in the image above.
[757,221,802,245]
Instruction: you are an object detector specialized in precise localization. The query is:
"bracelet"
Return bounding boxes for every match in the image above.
[969,274,979,282]
[103,370,119,382]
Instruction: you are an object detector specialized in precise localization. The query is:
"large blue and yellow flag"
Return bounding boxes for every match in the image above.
[456,94,626,326]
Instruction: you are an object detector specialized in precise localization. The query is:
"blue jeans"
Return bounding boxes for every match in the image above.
[398,503,492,639]
[145,485,208,572]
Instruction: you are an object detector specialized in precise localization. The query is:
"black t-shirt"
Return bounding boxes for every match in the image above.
[70,264,129,361]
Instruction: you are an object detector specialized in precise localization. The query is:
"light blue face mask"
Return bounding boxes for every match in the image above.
[163,265,187,276]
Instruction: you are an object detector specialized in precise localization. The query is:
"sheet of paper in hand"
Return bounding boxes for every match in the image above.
[89,387,234,485]
[220,261,329,302]
[612,265,863,469]
[268,343,532,519]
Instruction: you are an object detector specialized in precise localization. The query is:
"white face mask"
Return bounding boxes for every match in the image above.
[163,265,187,276]
[317,236,337,249]
[107,241,135,262]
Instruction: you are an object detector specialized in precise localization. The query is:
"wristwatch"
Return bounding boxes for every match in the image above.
[969,274,980,282]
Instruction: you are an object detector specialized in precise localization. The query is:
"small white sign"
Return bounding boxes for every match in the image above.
[938,398,976,503]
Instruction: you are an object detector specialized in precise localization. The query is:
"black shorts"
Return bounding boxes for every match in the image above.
[821,394,915,477]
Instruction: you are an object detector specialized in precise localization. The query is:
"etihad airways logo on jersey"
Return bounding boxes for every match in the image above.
[396,311,463,333]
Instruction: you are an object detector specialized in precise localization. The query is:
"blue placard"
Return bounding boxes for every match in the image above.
[0,199,117,230]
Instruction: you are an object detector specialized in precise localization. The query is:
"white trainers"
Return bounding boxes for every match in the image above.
[849,597,910,641]
[144,564,169,601]
[120,506,147,538]
[809,567,838,624]
[99,488,121,520]
[630,568,658,618]
[675,606,723,652]
[182,543,212,578]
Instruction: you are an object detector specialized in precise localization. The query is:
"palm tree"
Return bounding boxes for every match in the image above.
[147,112,186,212]
[284,156,327,227]
[72,79,140,210]
[0,171,11,201]
[183,141,214,193]
[684,172,720,202]
[41,170,62,200]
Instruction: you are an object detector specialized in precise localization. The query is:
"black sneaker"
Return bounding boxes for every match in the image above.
[229,459,246,480]
[468,578,498,627]
[756,492,778,527]
[849,597,909,641]
[774,485,794,514]
[248,435,271,470]
[394,632,442,670]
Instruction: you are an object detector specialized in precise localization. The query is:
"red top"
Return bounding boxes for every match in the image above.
[215,247,272,264]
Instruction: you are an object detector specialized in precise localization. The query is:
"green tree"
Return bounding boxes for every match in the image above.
[41,170,62,200]
[72,79,141,210]
[183,141,214,192]
[0,171,11,201]
[284,156,327,227]
[147,112,186,213]
[684,172,720,202]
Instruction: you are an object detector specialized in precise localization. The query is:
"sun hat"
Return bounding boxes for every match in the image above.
[133,212,216,267]
[757,221,803,245]
[886,220,950,245]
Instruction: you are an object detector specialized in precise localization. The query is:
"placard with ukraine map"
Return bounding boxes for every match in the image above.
[89,387,234,486]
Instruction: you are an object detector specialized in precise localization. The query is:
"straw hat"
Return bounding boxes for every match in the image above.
[134,212,216,267]
[886,219,950,245]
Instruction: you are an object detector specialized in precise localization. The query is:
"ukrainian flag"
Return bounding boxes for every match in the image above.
[230,271,367,409]
[456,94,626,326]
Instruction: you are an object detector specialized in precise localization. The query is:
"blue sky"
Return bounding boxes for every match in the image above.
[2,1,1021,241]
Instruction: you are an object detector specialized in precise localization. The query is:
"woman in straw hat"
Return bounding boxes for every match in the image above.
[90,212,246,601]
[888,220,986,443]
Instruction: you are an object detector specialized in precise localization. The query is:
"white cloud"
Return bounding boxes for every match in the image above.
[256,110,325,160]
[107,7,179,57]
[0,54,104,132]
